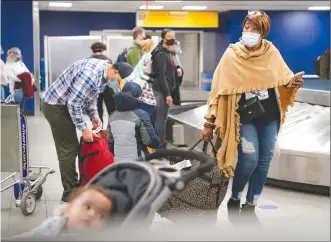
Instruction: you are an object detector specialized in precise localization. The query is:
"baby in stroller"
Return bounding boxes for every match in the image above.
[9,149,216,240]
[10,185,113,239]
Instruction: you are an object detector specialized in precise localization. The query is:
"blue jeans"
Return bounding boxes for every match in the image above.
[231,119,279,205]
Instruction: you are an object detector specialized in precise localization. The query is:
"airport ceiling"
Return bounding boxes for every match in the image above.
[38,1,330,12]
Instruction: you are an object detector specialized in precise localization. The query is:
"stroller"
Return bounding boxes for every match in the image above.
[86,148,217,228]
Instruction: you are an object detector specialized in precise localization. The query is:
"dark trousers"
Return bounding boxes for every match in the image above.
[153,90,169,141]
[41,101,79,201]
[97,86,115,127]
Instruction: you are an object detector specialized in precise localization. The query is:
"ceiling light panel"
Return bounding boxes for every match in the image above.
[182,6,207,10]
[48,2,73,7]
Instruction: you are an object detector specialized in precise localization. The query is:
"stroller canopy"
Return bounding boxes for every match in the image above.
[88,161,163,225]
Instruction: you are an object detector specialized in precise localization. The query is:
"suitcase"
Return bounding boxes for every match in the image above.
[78,129,115,186]
[158,139,230,224]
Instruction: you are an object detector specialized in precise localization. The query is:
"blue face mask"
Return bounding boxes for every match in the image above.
[107,80,120,90]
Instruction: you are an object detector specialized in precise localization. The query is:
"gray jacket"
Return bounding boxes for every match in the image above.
[107,92,161,161]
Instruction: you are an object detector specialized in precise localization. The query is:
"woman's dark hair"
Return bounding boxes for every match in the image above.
[91,42,107,53]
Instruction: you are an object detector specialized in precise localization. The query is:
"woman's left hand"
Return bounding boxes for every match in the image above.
[287,77,304,89]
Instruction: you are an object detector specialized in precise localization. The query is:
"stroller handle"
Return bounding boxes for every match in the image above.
[140,149,216,184]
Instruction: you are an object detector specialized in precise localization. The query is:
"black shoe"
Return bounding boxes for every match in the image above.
[227,198,241,224]
[240,203,261,226]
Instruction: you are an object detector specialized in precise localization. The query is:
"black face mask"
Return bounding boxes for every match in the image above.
[165,38,176,46]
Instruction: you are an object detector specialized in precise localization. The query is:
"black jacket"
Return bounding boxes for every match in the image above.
[151,47,176,97]
[170,52,183,106]
[90,54,113,64]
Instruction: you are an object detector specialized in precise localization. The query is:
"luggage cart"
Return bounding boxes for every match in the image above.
[1,104,55,216]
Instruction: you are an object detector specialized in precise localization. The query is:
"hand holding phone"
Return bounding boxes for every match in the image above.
[287,71,305,89]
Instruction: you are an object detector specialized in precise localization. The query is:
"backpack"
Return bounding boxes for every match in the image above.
[116,45,144,63]
[142,55,153,75]
[78,130,115,186]
[315,57,321,76]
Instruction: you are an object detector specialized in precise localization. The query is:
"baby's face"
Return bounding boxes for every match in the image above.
[65,190,112,233]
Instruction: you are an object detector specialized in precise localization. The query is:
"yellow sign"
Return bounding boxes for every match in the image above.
[136,11,219,28]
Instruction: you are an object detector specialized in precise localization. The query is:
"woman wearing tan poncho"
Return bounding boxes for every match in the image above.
[201,10,304,224]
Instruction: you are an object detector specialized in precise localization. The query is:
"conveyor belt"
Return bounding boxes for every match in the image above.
[170,102,330,156]
[168,101,330,192]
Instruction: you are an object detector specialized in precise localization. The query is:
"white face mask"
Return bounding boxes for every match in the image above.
[242,32,261,47]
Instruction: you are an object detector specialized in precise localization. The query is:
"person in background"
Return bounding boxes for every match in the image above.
[90,42,112,63]
[151,29,177,144]
[132,38,157,122]
[107,82,161,161]
[5,47,30,109]
[201,10,304,225]
[126,27,146,67]
[41,58,129,202]
[0,46,8,100]
[170,40,184,106]
[90,42,115,127]
[319,48,330,80]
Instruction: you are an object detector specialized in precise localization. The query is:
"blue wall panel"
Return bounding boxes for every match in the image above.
[39,11,137,57]
[1,0,34,114]
[223,10,330,74]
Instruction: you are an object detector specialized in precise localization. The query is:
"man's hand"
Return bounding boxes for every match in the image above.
[166,96,173,105]
[91,116,102,130]
[82,129,93,143]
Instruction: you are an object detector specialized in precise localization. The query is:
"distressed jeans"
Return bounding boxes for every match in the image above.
[231,119,279,205]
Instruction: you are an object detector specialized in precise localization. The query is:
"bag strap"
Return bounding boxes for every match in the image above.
[189,139,218,158]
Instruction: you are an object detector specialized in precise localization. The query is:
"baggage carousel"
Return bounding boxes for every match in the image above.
[168,81,330,195]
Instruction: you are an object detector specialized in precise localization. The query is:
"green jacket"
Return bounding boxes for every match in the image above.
[126,42,144,68]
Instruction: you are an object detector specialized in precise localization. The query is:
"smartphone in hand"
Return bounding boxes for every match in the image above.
[288,71,305,89]
[294,71,305,80]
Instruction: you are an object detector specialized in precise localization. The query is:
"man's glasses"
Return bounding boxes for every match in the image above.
[248,10,265,16]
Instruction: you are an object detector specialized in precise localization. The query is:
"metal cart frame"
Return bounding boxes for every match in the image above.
[1,104,54,216]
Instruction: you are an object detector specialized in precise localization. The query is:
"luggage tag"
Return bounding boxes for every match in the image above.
[93,127,102,134]
[172,159,192,170]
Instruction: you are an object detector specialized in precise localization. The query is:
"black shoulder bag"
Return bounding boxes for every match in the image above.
[237,96,265,123]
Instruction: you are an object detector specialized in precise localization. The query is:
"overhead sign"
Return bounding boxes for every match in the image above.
[136,11,219,28]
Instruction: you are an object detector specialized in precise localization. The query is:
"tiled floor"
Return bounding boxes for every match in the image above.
[1,113,330,240]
